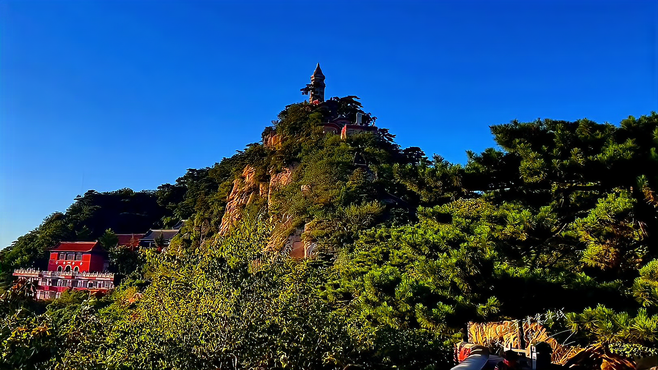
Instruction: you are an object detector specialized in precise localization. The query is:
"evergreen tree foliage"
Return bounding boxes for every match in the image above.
[1,101,657,369]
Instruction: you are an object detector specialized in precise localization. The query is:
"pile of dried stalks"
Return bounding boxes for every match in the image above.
[467,320,581,365]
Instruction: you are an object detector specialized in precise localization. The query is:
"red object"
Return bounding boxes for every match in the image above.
[47,241,107,273]
[458,346,472,363]
[340,124,377,139]
[51,241,99,252]
[116,234,144,249]
[14,240,115,300]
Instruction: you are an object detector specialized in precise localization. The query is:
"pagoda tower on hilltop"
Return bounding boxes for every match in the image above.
[298,64,378,139]
[300,63,325,103]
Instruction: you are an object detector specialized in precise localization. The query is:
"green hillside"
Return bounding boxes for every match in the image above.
[1,97,657,369]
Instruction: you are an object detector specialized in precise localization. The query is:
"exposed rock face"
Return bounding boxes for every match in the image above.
[217,163,321,257]
[259,182,269,198]
[218,166,259,236]
[286,230,305,259]
[218,163,299,239]
[265,214,293,252]
[267,164,298,208]
[271,224,314,259]
[264,133,282,150]
[301,223,318,258]
[264,164,301,251]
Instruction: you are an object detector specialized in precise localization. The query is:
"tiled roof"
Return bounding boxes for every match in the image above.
[51,241,100,252]
[116,234,144,247]
[140,229,180,242]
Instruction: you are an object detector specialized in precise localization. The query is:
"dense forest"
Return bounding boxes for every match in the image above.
[1,97,657,369]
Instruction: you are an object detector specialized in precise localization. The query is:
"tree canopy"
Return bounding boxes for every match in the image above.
[2,101,657,369]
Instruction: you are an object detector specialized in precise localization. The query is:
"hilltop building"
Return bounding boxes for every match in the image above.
[13,241,115,300]
[300,63,325,104]
[340,111,378,139]
[300,64,378,139]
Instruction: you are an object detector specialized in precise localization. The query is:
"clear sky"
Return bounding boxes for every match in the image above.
[1,0,657,249]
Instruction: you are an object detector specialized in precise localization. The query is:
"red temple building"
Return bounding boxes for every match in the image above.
[13,241,115,300]
[116,233,145,250]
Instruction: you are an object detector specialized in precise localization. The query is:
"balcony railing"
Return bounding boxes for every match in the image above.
[13,268,114,279]
[11,268,40,276]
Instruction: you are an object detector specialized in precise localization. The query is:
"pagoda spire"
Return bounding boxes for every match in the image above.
[312,63,324,78]
[301,63,326,103]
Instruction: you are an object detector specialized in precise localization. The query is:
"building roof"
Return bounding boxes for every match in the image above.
[51,241,101,252]
[116,234,144,247]
[172,219,187,230]
[312,63,324,78]
[330,117,352,125]
[343,124,376,129]
[140,229,180,242]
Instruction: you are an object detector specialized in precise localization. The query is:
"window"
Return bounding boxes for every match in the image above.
[57,266,63,272]
[64,266,71,273]
[58,253,65,260]
[71,280,77,288]
[87,281,94,288]
[67,253,74,260]
[73,266,79,273]
[75,253,82,260]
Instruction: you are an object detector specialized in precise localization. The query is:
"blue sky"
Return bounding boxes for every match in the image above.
[1,0,657,249]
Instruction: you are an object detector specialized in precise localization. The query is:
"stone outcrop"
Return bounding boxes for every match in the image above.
[264,133,282,150]
[218,166,260,236]
[301,222,318,258]
[265,214,294,252]
[264,164,301,252]
[270,223,316,259]
[218,163,300,239]
[267,164,298,208]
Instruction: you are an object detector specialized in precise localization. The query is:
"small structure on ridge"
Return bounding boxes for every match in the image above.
[300,63,326,104]
[300,64,378,139]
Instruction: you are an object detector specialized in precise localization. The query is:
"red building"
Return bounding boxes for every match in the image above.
[340,124,377,140]
[13,241,115,300]
[116,233,145,250]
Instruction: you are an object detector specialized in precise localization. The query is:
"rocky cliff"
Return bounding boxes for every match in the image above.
[218,163,298,242]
